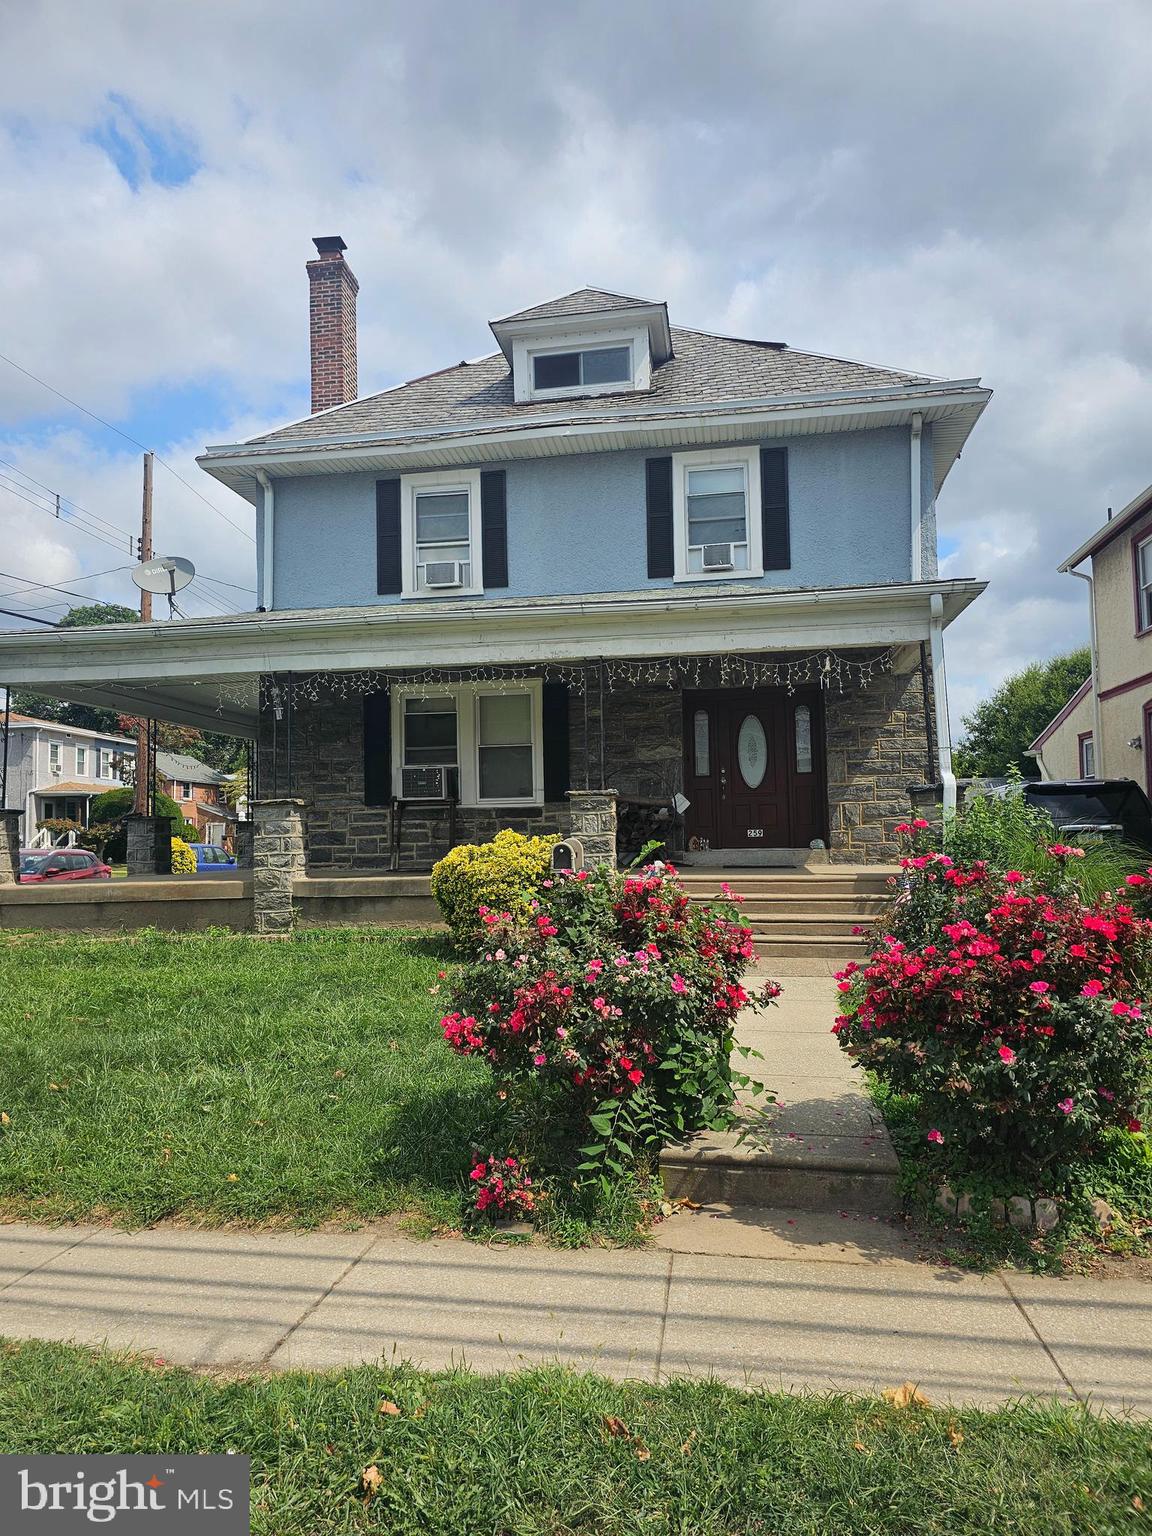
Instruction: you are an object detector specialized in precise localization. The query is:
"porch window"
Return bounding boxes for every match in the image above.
[1137,535,1152,633]
[477,693,533,800]
[401,469,482,598]
[672,446,763,582]
[401,695,460,800]
[392,681,542,807]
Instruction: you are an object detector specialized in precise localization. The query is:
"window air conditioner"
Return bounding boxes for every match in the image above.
[423,560,464,589]
[401,765,449,800]
[702,543,735,571]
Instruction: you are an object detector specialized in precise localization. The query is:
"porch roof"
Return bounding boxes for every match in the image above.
[0,578,984,737]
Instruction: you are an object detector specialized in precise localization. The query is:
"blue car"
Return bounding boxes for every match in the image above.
[188,843,237,874]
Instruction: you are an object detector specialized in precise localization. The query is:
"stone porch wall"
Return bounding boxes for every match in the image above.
[258,653,932,870]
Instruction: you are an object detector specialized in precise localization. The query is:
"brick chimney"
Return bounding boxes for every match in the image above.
[307,235,359,413]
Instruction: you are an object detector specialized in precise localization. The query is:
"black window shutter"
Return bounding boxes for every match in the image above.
[646,456,674,578]
[363,689,392,806]
[541,682,570,801]
[760,447,790,571]
[480,470,508,589]
[376,479,402,594]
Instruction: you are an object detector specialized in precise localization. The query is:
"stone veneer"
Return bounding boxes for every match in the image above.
[258,651,932,870]
[252,799,306,933]
[0,809,19,885]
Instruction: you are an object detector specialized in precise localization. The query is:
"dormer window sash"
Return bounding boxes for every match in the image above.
[510,322,653,404]
[531,343,633,393]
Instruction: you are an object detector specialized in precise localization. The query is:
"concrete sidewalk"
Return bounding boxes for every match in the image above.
[1,1222,1149,1413]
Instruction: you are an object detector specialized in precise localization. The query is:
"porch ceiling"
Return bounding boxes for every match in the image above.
[0,579,983,734]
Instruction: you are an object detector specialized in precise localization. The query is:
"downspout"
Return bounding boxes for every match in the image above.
[910,412,923,583]
[256,470,274,612]
[1064,565,1102,777]
[928,592,957,819]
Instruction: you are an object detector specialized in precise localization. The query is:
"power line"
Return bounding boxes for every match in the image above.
[191,570,256,595]
[0,606,57,627]
[0,457,134,542]
[0,348,255,543]
[0,564,133,605]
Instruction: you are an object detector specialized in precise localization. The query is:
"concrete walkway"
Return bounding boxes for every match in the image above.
[1,1221,1149,1412]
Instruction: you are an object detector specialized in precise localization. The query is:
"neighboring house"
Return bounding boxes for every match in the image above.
[156,750,235,846]
[0,237,992,869]
[1029,480,1152,787]
[1,714,132,843]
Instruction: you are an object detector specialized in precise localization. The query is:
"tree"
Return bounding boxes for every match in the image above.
[954,648,1092,780]
[10,603,140,732]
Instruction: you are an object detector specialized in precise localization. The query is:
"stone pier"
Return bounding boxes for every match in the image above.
[126,815,173,877]
[0,810,20,885]
[566,788,618,868]
[252,799,306,933]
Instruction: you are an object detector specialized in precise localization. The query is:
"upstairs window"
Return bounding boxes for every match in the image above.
[671,446,764,582]
[49,742,61,771]
[532,345,632,392]
[1137,534,1152,634]
[76,746,87,775]
[401,469,482,598]
[1078,732,1096,778]
[99,749,112,778]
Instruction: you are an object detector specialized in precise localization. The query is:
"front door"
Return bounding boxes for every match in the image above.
[683,689,825,851]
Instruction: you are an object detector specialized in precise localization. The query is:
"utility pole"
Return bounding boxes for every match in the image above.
[133,451,154,815]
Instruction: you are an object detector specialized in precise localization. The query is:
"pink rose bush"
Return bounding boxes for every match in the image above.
[441,862,778,1202]
[466,1154,536,1219]
[836,829,1152,1181]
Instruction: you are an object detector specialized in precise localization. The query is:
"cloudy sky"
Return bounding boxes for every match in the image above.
[1,0,1150,732]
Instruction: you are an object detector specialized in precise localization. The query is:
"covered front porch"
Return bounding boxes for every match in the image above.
[0,579,980,916]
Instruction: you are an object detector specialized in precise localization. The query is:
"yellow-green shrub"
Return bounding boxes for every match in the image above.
[431,828,557,943]
[170,837,197,875]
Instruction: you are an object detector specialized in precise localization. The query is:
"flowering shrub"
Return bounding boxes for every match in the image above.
[430,828,558,944]
[466,1154,536,1220]
[837,831,1152,1183]
[170,837,196,875]
[441,863,777,1199]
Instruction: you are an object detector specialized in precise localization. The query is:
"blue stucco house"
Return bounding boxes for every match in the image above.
[0,238,989,876]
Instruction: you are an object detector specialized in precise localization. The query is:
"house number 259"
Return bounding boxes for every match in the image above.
[747,828,765,838]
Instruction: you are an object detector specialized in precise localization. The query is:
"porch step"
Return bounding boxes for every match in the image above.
[660,1129,900,1216]
[753,938,869,961]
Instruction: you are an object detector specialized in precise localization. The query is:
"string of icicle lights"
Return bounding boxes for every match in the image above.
[201,649,895,713]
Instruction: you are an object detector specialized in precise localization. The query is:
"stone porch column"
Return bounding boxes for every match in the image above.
[252,798,306,933]
[126,815,173,877]
[232,820,254,870]
[0,809,20,885]
[567,789,619,868]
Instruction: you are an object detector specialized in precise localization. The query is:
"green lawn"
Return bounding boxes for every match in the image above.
[0,1342,1145,1535]
[0,928,486,1229]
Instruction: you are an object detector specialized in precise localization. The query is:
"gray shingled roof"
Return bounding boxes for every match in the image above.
[243,320,935,449]
[156,749,231,785]
[492,287,657,323]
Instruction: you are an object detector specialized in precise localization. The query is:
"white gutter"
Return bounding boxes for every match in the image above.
[1064,565,1103,776]
[255,470,274,612]
[910,412,923,583]
[928,592,957,819]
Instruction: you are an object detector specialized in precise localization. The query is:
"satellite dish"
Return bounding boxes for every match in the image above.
[131,556,195,595]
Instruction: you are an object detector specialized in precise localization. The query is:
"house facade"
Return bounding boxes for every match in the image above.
[1030,480,1152,788]
[155,751,235,846]
[0,239,990,875]
[2,714,131,843]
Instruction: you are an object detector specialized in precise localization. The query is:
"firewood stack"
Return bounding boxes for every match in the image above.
[615,796,680,866]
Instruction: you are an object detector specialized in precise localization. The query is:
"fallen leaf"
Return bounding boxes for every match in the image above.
[378,1400,402,1417]
[679,1431,697,1456]
[160,1147,172,1163]
[360,1465,383,1498]
[48,1083,60,1092]
[634,1440,650,1461]
[603,1415,630,1438]
[883,1381,931,1410]
[1,1112,9,1126]
[225,1173,238,1183]
[853,1440,868,1453]
[1134,1496,1145,1512]
[948,1421,964,1449]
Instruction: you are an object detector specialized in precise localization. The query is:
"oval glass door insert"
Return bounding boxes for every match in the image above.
[737,715,768,789]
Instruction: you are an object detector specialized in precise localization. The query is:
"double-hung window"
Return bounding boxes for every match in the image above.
[76,746,87,775]
[402,469,482,597]
[99,749,111,778]
[1078,733,1096,778]
[394,683,541,807]
[1137,535,1152,634]
[672,446,763,581]
[401,695,460,800]
[49,742,61,772]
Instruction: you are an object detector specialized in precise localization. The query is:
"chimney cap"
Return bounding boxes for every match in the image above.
[312,235,348,256]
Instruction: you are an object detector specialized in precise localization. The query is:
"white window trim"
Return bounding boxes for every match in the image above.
[513,324,651,404]
[400,467,483,600]
[76,746,87,775]
[1137,534,1152,633]
[671,444,763,583]
[98,749,112,778]
[390,679,544,809]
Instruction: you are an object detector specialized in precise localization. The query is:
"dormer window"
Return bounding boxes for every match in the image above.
[532,344,632,392]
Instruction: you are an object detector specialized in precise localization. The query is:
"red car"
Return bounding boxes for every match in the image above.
[19,849,113,883]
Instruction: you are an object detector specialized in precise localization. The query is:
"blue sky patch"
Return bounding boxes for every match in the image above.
[88,94,200,190]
